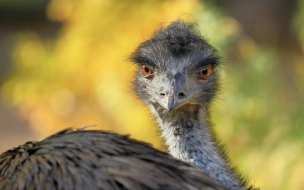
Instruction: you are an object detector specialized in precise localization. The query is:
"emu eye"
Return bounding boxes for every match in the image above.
[141,65,153,77]
[198,64,212,79]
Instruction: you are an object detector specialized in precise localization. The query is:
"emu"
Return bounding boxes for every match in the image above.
[0,20,256,190]
[130,20,254,190]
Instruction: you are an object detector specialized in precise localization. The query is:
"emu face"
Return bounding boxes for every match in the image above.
[131,21,220,111]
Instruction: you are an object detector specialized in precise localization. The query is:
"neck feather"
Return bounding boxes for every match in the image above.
[149,104,246,190]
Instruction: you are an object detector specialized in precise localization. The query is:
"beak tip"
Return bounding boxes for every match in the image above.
[167,99,176,110]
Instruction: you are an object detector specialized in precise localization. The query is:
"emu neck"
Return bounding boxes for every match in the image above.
[149,104,244,190]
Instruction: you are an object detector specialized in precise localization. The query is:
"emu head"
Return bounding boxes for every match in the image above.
[131,20,221,112]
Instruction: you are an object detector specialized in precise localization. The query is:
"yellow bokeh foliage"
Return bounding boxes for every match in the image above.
[2,0,206,148]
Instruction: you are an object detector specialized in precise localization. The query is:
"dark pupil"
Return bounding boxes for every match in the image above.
[202,68,207,74]
[145,66,150,73]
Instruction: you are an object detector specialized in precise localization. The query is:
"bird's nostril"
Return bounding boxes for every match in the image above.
[178,92,186,98]
[160,93,166,97]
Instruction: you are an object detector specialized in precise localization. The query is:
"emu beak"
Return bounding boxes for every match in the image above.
[157,93,189,110]
[156,73,188,110]
[160,94,186,110]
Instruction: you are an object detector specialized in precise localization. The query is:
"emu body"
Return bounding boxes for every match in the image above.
[0,128,225,190]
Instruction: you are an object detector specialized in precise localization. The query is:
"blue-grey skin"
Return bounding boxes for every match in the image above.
[131,20,255,190]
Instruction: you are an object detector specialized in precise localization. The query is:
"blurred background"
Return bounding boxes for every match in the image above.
[0,0,303,189]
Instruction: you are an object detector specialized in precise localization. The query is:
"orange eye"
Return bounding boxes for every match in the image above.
[141,65,153,77]
[199,64,212,79]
